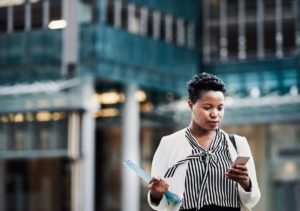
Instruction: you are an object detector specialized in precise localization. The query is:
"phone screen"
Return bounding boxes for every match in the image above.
[232,156,249,166]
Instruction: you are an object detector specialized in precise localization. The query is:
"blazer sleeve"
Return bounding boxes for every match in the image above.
[148,136,170,210]
[237,136,261,209]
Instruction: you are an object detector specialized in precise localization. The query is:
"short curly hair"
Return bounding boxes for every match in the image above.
[187,72,227,104]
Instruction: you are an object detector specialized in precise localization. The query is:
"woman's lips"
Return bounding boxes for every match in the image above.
[208,121,219,126]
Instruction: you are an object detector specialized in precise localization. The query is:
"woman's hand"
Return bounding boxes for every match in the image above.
[148,176,169,203]
[225,164,252,191]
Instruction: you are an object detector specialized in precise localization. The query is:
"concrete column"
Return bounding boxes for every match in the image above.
[203,0,210,63]
[81,76,96,211]
[238,0,246,60]
[42,0,49,29]
[7,5,13,33]
[25,0,31,31]
[80,112,95,211]
[122,83,140,211]
[69,112,81,211]
[275,0,284,58]
[62,0,78,77]
[257,0,265,59]
[70,76,97,211]
[219,0,228,61]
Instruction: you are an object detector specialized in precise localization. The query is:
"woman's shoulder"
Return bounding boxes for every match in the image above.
[220,129,246,140]
[162,128,187,141]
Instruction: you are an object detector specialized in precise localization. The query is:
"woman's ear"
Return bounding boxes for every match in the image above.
[188,100,193,110]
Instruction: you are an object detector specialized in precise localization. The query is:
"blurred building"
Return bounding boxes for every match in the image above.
[0,1,299,211]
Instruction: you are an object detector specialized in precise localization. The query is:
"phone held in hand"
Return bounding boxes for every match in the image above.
[232,156,250,166]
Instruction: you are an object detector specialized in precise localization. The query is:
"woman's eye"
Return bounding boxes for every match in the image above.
[218,107,224,111]
[203,107,210,110]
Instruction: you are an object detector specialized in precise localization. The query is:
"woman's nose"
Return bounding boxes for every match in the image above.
[210,110,217,118]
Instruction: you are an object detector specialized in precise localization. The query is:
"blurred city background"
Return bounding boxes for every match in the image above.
[0,0,299,211]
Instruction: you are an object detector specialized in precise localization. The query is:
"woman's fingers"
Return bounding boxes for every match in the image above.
[228,165,248,176]
[225,164,252,191]
[149,177,169,193]
[149,177,169,201]
[226,164,249,181]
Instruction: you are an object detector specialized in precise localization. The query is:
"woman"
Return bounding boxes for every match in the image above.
[148,73,261,211]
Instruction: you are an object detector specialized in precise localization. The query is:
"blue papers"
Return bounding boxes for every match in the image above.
[123,160,182,204]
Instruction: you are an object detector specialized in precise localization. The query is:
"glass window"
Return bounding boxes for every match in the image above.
[0,117,8,151]
[13,5,25,31]
[31,0,43,29]
[3,158,71,211]
[0,7,7,32]
[282,0,296,55]
[49,0,62,21]
[203,0,297,62]
[0,112,69,157]
[105,0,114,25]
[187,22,196,49]
[227,0,238,59]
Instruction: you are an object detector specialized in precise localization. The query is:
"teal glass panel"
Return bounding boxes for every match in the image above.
[80,24,198,94]
[0,30,62,66]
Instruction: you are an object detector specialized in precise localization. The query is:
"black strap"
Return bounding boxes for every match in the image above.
[229,134,237,152]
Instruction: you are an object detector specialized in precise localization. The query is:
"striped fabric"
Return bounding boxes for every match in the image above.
[177,128,240,210]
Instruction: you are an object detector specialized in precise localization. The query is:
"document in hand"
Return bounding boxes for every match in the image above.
[123,160,182,204]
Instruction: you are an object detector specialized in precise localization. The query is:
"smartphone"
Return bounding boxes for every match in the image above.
[232,156,250,166]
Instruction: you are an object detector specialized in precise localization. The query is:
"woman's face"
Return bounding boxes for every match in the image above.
[189,90,225,131]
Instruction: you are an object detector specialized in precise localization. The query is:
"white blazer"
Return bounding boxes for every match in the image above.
[148,128,261,211]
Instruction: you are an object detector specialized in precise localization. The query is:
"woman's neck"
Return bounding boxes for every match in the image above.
[189,123,215,137]
[188,124,216,150]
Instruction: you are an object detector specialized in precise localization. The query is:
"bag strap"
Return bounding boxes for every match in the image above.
[229,134,238,153]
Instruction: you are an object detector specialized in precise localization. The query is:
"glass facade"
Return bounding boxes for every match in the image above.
[203,0,297,62]
[0,111,80,211]
[94,115,178,211]
[1,158,71,211]
[0,111,69,158]
[0,1,299,211]
[223,122,300,211]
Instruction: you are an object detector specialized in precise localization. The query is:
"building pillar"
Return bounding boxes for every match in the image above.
[275,0,283,58]
[25,0,31,31]
[257,0,265,59]
[62,0,78,77]
[238,0,246,60]
[121,83,140,211]
[202,0,210,63]
[81,76,96,211]
[70,76,96,211]
[7,5,13,33]
[42,0,50,29]
[219,0,228,61]
[69,112,81,211]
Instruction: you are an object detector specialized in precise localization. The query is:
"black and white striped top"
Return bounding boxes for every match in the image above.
[165,128,239,210]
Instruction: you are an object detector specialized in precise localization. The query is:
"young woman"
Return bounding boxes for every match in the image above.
[148,73,260,211]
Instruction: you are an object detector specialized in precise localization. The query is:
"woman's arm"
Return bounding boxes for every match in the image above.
[236,137,261,208]
[148,137,170,210]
